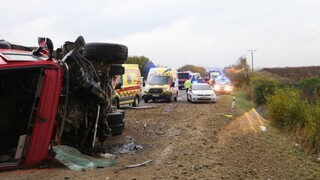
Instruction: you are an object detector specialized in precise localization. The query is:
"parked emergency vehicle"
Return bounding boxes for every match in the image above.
[213,76,233,94]
[144,67,179,103]
[113,64,142,108]
[178,71,192,89]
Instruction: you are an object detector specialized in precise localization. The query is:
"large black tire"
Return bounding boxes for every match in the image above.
[109,123,125,136]
[0,40,11,49]
[82,43,128,64]
[132,96,140,107]
[114,109,125,118]
[107,112,124,125]
[109,65,124,76]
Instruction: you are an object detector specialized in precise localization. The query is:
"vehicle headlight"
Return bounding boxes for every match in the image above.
[225,86,232,91]
[214,85,220,90]
[163,86,170,93]
[144,87,149,93]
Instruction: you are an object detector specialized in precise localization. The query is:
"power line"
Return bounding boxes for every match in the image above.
[267,25,320,55]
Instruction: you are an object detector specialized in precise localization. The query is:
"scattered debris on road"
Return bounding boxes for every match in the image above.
[126,105,158,109]
[126,160,153,168]
[108,136,143,155]
[215,113,233,119]
[259,125,267,132]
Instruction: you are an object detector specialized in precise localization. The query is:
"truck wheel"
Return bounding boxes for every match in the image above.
[109,65,124,76]
[82,43,128,64]
[110,123,125,136]
[114,109,125,118]
[132,96,140,107]
[144,98,149,103]
[107,112,124,125]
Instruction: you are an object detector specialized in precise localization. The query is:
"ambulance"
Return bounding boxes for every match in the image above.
[113,64,142,108]
[144,67,179,103]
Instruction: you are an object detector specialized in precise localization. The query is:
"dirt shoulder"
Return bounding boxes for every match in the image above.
[1,93,320,179]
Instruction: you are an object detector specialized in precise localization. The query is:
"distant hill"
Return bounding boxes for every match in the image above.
[259,66,320,85]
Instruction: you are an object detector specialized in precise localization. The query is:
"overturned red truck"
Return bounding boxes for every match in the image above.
[0,37,127,170]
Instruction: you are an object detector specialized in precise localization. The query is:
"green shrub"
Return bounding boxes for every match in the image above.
[267,88,320,152]
[299,77,320,103]
[252,77,279,106]
[266,88,300,128]
[303,103,320,152]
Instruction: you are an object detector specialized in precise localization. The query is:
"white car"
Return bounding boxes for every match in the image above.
[187,83,216,103]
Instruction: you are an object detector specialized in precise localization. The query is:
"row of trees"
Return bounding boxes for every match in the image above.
[126,56,155,79]
[178,65,206,77]
[223,56,251,87]
[127,55,253,87]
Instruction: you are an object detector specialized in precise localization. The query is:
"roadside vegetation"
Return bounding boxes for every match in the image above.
[129,54,320,157]
[250,74,320,156]
[222,90,253,115]
[126,56,156,79]
[224,56,320,159]
[178,64,207,77]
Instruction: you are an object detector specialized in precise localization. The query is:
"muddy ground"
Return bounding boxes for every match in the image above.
[1,90,320,179]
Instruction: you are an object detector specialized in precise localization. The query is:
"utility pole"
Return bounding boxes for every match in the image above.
[248,49,257,73]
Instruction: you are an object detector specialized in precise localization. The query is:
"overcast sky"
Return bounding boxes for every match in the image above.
[1,0,320,69]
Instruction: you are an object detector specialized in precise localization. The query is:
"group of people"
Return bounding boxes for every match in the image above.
[183,75,202,93]
[183,75,216,93]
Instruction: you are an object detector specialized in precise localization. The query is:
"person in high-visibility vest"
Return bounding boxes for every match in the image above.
[184,79,191,94]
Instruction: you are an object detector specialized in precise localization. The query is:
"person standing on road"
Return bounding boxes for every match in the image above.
[184,79,191,94]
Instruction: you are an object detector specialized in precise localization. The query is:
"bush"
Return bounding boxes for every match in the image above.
[224,68,250,88]
[299,77,320,103]
[252,77,279,106]
[267,88,320,153]
[266,88,300,128]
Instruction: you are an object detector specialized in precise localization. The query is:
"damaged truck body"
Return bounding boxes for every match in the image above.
[0,37,127,170]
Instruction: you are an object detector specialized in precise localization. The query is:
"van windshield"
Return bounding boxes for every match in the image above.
[216,78,230,85]
[178,73,189,79]
[147,76,170,85]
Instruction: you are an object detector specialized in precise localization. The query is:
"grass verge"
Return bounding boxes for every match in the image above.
[219,90,253,115]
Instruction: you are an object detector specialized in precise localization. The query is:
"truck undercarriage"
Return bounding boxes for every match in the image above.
[0,36,127,169]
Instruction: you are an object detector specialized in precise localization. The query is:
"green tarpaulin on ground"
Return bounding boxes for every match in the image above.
[53,145,116,171]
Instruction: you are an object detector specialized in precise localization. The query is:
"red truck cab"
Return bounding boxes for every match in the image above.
[0,41,62,170]
[178,71,192,89]
[0,37,128,171]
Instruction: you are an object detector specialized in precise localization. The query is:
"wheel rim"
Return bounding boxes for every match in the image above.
[134,97,139,106]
